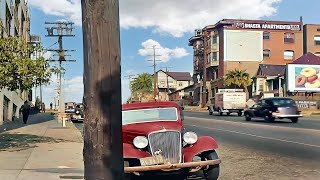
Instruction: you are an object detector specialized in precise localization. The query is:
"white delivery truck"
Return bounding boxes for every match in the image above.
[208,89,247,116]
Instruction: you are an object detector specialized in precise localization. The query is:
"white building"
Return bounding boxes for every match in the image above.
[0,0,30,124]
[156,70,193,101]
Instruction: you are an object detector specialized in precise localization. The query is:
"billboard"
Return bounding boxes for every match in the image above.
[224,30,263,62]
[287,64,320,92]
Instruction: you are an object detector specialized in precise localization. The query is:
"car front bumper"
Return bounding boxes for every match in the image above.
[124,159,221,173]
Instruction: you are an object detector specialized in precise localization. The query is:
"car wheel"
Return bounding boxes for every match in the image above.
[291,117,298,123]
[245,113,251,121]
[202,151,220,180]
[238,112,242,116]
[218,108,223,116]
[209,110,213,115]
[264,115,275,122]
[226,112,231,116]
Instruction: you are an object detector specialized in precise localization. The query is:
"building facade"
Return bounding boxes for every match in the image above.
[189,19,304,104]
[156,70,193,101]
[0,0,30,124]
[303,24,320,56]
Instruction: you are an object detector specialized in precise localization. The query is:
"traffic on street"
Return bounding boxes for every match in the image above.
[74,110,320,179]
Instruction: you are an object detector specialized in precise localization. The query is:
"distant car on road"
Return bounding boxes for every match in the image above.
[71,103,84,122]
[122,101,221,179]
[244,97,302,123]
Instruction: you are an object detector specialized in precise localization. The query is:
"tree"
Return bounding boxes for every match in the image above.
[0,37,58,91]
[225,69,253,98]
[130,73,153,101]
[81,0,124,179]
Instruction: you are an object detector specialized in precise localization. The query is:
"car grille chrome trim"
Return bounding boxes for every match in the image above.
[148,130,181,164]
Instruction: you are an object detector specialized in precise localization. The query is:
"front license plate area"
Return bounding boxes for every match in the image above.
[140,155,165,166]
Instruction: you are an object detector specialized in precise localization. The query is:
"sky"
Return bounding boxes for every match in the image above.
[27,0,320,105]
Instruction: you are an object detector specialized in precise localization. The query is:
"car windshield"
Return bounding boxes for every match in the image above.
[122,107,178,125]
[270,99,296,106]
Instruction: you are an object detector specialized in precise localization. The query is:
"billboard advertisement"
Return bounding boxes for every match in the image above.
[224,30,263,62]
[287,64,320,92]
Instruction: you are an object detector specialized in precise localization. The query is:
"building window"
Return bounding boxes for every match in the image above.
[263,49,271,58]
[211,35,217,44]
[284,33,295,43]
[284,50,294,60]
[179,82,183,87]
[211,52,218,61]
[160,81,165,84]
[263,32,270,40]
[314,35,320,45]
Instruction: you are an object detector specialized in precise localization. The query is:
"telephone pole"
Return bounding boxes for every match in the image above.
[147,45,161,101]
[82,0,124,179]
[44,21,76,117]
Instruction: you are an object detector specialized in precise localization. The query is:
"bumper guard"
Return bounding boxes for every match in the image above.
[124,159,221,173]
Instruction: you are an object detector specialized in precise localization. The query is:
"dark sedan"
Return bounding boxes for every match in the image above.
[244,97,302,123]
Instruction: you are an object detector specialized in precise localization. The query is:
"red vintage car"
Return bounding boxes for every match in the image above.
[122,101,221,179]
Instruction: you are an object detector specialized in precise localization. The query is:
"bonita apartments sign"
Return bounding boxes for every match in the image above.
[235,22,301,31]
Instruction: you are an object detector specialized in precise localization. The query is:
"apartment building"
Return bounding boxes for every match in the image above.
[303,24,320,56]
[0,0,30,124]
[189,19,304,104]
[156,70,193,101]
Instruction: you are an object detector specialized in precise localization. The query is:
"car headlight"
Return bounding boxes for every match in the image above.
[133,136,148,149]
[183,132,198,144]
[76,111,80,114]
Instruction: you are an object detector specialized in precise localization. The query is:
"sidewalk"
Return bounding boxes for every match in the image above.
[0,113,84,180]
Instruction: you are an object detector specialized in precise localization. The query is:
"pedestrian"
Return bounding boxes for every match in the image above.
[42,103,46,113]
[20,100,31,124]
[50,102,53,109]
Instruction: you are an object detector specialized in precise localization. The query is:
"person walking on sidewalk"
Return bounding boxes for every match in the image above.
[20,101,31,124]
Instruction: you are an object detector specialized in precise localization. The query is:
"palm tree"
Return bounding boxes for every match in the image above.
[130,73,153,100]
[224,69,253,99]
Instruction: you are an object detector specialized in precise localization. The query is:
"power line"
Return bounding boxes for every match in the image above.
[147,45,162,101]
[44,21,76,116]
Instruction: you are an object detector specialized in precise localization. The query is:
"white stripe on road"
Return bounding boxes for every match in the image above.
[186,124,320,149]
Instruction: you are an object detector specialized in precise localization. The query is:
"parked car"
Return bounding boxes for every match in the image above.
[70,103,84,122]
[122,101,221,179]
[244,97,302,123]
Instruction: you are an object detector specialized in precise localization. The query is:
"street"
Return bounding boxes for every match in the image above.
[74,111,320,179]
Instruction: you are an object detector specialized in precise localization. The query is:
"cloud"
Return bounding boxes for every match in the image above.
[120,0,282,37]
[29,0,281,37]
[64,76,83,94]
[138,39,189,63]
[29,0,82,25]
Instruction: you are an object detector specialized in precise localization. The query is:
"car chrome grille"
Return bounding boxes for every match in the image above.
[148,131,181,163]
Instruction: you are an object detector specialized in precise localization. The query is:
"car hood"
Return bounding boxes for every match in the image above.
[122,121,182,143]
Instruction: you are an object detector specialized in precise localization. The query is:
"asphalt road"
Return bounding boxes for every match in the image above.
[74,111,320,179]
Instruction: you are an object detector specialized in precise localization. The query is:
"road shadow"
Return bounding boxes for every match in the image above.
[0,113,55,134]
[0,133,67,152]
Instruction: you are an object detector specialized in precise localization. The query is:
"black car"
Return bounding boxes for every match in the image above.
[244,97,302,123]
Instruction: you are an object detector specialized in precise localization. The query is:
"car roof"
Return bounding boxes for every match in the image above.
[122,101,180,111]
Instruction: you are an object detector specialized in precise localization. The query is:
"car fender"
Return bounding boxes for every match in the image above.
[123,143,150,159]
[183,136,218,162]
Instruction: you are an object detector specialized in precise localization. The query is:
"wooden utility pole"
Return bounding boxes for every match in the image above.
[81,0,124,179]
[148,45,161,101]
